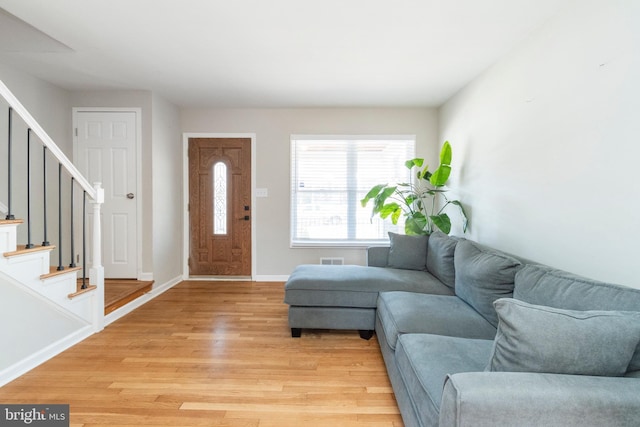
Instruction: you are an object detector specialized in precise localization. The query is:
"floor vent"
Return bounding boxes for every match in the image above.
[320,257,344,265]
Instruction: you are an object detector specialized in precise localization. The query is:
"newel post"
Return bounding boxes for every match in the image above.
[90,182,105,331]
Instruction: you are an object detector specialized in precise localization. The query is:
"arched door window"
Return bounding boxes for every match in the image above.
[213,161,228,235]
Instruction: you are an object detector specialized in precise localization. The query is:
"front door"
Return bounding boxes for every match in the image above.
[188,138,251,276]
[75,110,138,279]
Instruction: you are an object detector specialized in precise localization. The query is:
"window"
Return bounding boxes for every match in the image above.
[290,135,415,247]
[213,161,227,235]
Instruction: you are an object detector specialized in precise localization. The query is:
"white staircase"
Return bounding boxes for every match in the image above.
[0,220,98,386]
[0,78,105,386]
[1,220,96,323]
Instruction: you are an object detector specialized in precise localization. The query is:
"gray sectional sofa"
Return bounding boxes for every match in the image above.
[284,232,640,426]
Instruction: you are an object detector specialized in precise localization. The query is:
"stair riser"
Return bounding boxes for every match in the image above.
[0,224,18,253]
[67,292,95,322]
[1,252,51,279]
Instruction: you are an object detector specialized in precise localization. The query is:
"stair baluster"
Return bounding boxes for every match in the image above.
[5,107,14,220]
[69,177,76,268]
[25,129,35,249]
[56,163,64,271]
[42,146,50,246]
[82,190,87,289]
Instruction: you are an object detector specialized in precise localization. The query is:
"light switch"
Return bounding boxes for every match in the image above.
[255,188,268,197]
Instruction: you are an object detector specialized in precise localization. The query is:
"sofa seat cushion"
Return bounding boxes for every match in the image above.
[396,334,493,426]
[377,291,496,350]
[284,265,453,308]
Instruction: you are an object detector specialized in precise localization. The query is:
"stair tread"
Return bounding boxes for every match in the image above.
[105,280,154,314]
[68,284,98,299]
[0,219,24,225]
[3,244,56,258]
[41,265,82,280]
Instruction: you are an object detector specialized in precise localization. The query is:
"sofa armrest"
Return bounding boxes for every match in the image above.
[440,372,640,427]
[366,246,389,267]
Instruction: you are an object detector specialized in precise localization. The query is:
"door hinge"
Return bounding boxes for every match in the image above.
[75,128,78,137]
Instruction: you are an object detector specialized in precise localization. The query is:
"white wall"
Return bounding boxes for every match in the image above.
[439,0,640,288]
[151,93,183,285]
[181,108,438,278]
[0,64,71,148]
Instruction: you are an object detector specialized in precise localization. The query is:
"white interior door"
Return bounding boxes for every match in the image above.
[75,111,138,278]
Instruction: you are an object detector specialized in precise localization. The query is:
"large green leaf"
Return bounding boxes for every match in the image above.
[405,158,424,169]
[379,202,401,220]
[371,186,397,213]
[429,141,452,186]
[377,186,397,203]
[360,184,386,207]
[431,214,451,234]
[391,207,402,224]
[429,164,451,187]
[404,194,418,206]
[405,212,428,235]
[440,141,452,165]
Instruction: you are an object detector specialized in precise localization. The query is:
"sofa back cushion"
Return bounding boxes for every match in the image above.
[426,232,458,289]
[487,298,640,376]
[514,264,640,371]
[387,232,428,271]
[454,240,522,327]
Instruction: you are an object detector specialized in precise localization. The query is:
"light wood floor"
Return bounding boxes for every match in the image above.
[0,281,403,427]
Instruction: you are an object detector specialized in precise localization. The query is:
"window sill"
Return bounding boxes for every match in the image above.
[290,240,390,249]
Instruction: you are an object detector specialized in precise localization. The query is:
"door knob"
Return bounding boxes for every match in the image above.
[127,193,135,199]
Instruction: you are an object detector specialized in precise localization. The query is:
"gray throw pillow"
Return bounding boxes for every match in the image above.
[454,240,522,327]
[487,298,640,376]
[425,231,458,288]
[387,232,428,271]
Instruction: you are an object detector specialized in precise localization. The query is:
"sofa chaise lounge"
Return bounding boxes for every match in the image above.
[284,232,640,427]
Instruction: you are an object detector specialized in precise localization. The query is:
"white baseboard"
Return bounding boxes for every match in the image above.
[0,324,94,387]
[254,275,289,282]
[138,272,154,281]
[104,274,182,326]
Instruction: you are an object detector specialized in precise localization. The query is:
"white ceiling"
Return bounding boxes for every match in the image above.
[0,0,572,108]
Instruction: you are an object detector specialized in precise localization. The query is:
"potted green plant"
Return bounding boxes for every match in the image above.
[360,141,468,235]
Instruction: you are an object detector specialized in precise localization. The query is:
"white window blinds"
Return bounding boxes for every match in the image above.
[290,135,415,247]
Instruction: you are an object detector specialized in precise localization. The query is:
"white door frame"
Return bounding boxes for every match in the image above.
[72,107,143,279]
[182,133,257,280]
